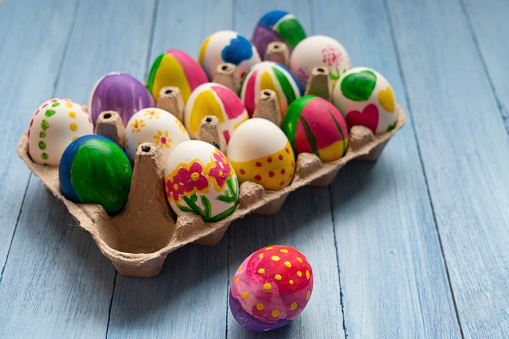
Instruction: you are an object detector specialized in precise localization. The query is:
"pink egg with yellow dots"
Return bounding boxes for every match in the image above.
[230,245,313,331]
[184,83,249,143]
[28,98,94,166]
[227,118,295,191]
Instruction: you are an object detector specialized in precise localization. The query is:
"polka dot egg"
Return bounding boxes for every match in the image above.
[227,118,295,191]
[289,35,351,91]
[230,245,313,331]
[28,98,94,166]
[282,96,349,162]
[198,30,261,82]
[164,140,238,222]
[240,61,301,119]
[125,108,190,164]
[184,83,249,143]
[147,49,208,103]
[332,67,397,134]
[251,10,307,59]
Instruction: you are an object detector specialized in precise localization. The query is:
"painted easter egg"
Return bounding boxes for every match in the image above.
[227,118,295,191]
[240,61,301,119]
[125,108,190,164]
[88,72,155,126]
[147,49,208,103]
[198,30,261,82]
[230,245,313,331]
[289,35,351,91]
[59,135,132,215]
[164,140,238,222]
[282,96,349,162]
[332,67,397,134]
[252,10,306,59]
[28,98,94,166]
[184,83,249,143]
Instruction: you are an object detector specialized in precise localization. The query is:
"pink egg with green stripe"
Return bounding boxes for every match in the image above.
[147,49,208,103]
[240,61,301,119]
[281,96,349,162]
[184,83,249,143]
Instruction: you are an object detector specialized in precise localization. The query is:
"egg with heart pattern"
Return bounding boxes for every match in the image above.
[332,67,397,134]
[230,245,313,331]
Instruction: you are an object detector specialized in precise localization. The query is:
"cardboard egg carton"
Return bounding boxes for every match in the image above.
[17,50,406,277]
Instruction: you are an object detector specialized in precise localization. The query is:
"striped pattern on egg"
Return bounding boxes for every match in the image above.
[147,49,208,103]
[240,61,301,119]
[184,83,248,143]
[282,96,349,162]
[28,98,94,166]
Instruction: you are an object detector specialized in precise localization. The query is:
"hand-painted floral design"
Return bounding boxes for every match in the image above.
[131,119,145,133]
[165,160,210,203]
[321,44,341,67]
[175,118,187,134]
[144,109,160,119]
[153,130,172,149]
[166,153,238,222]
[207,149,231,191]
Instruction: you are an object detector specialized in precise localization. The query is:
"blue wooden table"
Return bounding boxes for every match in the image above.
[1,0,508,337]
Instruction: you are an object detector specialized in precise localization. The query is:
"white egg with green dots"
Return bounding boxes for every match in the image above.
[27,98,94,166]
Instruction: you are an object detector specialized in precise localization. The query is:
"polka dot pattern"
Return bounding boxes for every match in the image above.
[230,245,313,330]
[229,141,295,191]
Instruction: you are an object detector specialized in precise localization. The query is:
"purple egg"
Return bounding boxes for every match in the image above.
[88,72,155,126]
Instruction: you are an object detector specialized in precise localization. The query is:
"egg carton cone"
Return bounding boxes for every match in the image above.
[17,63,406,278]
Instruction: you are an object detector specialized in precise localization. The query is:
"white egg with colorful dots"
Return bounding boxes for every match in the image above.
[125,108,190,164]
[227,118,295,191]
[164,140,239,222]
[332,67,397,135]
[289,35,351,91]
[27,98,94,166]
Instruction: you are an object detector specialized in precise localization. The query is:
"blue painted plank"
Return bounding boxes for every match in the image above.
[462,0,509,133]
[106,1,233,337]
[313,0,462,337]
[0,181,115,338]
[385,0,509,337]
[0,0,77,280]
[107,243,229,338]
[0,0,157,337]
[226,2,345,338]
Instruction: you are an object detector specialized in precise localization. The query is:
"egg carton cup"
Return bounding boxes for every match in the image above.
[17,61,406,278]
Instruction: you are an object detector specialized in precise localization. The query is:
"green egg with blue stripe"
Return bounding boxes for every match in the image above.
[282,96,349,162]
[59,135,133,215]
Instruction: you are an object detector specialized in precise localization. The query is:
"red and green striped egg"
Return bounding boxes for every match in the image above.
[240,61,301,119]
[184,83,249,143]
[332,67,397,135]
[147,49,208,103]
[282,96,349,162]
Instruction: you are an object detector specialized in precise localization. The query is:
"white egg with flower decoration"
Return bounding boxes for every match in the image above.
[164,140,239,222]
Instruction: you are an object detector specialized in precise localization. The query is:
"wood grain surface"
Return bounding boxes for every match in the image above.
[0,0,507,338]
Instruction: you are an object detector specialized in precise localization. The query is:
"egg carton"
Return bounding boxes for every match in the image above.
[17,57,406,278]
